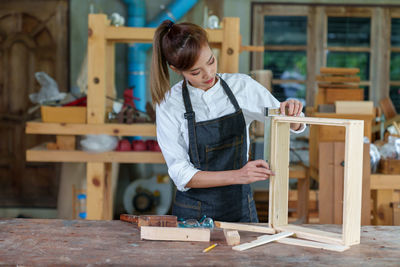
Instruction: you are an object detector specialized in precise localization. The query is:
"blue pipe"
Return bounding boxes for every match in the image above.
[124,0,199,112]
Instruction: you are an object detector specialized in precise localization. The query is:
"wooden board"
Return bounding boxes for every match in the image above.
[140,226,210,242]
[325,89,364,104]
[335,101,374,115]
[1,219,400,265]
[232,232,293,251]
[316,75,360,83]
[319,67,359,75]
[379,97,397,120]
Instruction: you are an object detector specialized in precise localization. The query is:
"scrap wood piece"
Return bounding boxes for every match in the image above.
[214,221,275,234]
[274,225,343,245]
[232,232,294,251]
[120,214,177,227]
[319,67,359,75]
[140,226,210,242]
[277,237,349,252]
[223,229,240,246]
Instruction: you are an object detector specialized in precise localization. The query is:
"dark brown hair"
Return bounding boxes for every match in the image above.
[150,20,209,105]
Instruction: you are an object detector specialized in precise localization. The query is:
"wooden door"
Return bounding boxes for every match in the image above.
[0,0,68,207]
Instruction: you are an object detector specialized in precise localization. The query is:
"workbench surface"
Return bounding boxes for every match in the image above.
[0,219,399,266]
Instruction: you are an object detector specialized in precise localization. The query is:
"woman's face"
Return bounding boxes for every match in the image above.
[175,45,218,91]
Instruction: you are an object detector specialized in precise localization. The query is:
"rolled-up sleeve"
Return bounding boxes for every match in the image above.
[156,103,200,192]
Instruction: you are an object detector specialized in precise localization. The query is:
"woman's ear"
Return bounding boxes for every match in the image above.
[169,65,180,74]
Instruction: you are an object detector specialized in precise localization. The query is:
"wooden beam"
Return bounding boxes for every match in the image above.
[232,232,293,251]
[277,237,349,252]
[220,17,240,73]
[26,121,157,136]
[223,229,240,246]
[320,67,360,75]
[370,174,400,190]
[275,225,343,245]
[269,121,290,227]
[342,121,364,246]
[214,221,275,234]
[86,162,105,220]
[140,227,210,242]
[26,145,165,163]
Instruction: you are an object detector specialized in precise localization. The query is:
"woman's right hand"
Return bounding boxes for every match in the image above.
[236,160,275,184]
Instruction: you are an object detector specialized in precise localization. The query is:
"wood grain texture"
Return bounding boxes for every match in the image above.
[140,226,210,242]
[1,219,400,265]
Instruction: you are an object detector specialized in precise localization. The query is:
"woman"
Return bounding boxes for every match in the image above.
[150,20,304,223]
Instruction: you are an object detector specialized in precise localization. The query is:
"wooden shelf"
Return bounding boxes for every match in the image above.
[26,121,156,136]
[26,144,165,163]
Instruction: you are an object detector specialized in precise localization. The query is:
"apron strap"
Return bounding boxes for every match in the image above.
[182,81,201,168]
[218,75,241,111]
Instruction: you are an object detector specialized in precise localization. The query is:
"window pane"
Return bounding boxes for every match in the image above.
[326,52,370,80]
[391,18,400,47]
[327,17,370,47]
[264,51,307,79]
[391,52,400,80]
[390,86,400,113]
[264,16,307,45]
[271,83,306,103]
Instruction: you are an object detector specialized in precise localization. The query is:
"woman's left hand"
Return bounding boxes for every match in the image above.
[280,99,303,131]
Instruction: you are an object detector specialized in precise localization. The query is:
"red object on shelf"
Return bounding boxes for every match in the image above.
[132,140,146,151]
[116,139,131,151]
[145,140,161,152]
[62,96,87,107]
[123,88,140,109]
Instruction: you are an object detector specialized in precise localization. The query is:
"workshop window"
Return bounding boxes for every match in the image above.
[326,17,371,100]
[391,18,400,113]
[263,16,307,103]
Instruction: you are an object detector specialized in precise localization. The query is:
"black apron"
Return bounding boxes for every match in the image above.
[172,76,258,222]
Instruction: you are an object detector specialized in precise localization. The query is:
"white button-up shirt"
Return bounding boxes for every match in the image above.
[156,73,304,192]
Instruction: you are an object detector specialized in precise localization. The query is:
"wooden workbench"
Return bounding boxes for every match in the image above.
[0,219,399,265]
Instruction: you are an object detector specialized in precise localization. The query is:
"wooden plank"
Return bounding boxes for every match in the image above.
[277,237,349,252]
[275,225,343,245]
[372,190,394,225]
[319,142,335,224]
[140,226,210,242]
[380,97,397,120]
[335,101,374,115]
[316,75,360,83]
[223,229,240,246]
[88,14,107,124]
[362,143,371,225]
[342,121,364,246]
[318,83,360,89]
[220,17,239,73]
[333,142,345,225]
[272,116,358,127]
[370,174,400,190]
[325,89,364,104]
[269,121,290,227]
[86,162,105,220]
[26,145,165,163]
[297,173,310,223]
[232,232,294,251]
[320,67,360,75]
[104,26,223,44]
[26,121,157,136]
[214,221,275,234]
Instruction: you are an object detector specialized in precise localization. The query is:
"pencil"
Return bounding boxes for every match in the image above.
[202,243,218,253]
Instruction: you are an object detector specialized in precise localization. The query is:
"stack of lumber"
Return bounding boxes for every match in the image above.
[315,67,363,112]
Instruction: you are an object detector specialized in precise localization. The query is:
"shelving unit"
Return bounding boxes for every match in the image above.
[25,14,243,220]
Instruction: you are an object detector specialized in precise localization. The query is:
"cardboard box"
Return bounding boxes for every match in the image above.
[41,106,86,123]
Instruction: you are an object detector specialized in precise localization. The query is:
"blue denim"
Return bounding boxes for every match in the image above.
[172,76,258,223]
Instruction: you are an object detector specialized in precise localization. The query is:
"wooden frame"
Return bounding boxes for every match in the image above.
[25,14,243,220]
[268,116,364,247]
